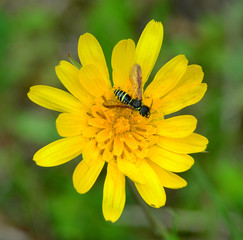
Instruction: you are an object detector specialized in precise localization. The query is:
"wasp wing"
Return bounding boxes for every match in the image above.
[129,64,143,100]
[102,100,133,109]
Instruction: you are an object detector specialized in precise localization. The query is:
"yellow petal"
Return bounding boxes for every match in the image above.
[149,145,194,172]
[160,83,207,115]
[112,39,136,88]
[79,64,110,97]
[27,85,84,113]
[34,136,86,167]
[134,159,166,207]
[82,126,99,138]
[157,133,209,154]
[148,160,187,189]
[102,148,113,162]
[73,155,105,194]
[176,64,204,88]
[88,118,107,128]
[113,136,124,156]
[103,162,126,222]
[145,55,188,98]
[55,61,94,107]
[82,140,99,163]
[135,20,163,85]
[124,134,138,150]
[117,157,146,184]
[56,112,87,137]
[96,128,111,143]
[157,115,197,138]
[78,33,111,88]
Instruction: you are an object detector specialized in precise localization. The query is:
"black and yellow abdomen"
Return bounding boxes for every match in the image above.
[114,89,133,106]
[113,89,150,118]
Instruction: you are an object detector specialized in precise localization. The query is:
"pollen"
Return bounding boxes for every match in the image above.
[85,92,157,163]
[113,117,130,134]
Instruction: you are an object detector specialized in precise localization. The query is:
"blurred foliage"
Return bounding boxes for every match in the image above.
[1,0,243,239]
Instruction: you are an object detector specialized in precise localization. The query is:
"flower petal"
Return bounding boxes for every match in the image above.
[34,136,86,167]
[148,160,187,189]
[55,61,94,107]
[95,128,111,143]
[159,83,207,115]
[112,39,136,88]
[124,134,138,150]
[156,115,197,138]
[148,145,194,172]
[79,64,110,97]
[117,157,146,184]
[113,136,124,156]
[157,133,209,154]
[78,33,111,88]
[145,55,188,98]
[56,112,87,137]
[82,140,99,163]
[102,162,126,222]
[176,64,204,88]
[27,85,84,113]
[73,155,105,194]
[134,159,166,207]
[135,20,163,85]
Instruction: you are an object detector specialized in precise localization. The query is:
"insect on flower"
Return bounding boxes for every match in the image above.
[27,19,209,223]
[103,64,151,118]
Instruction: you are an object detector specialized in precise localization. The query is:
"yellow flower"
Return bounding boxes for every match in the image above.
[27,20,208,222]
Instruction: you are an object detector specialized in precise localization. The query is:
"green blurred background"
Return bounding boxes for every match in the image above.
[1,0,243,239]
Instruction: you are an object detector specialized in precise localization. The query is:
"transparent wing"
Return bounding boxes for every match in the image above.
[102,100,133,109]
[129,64,143,100]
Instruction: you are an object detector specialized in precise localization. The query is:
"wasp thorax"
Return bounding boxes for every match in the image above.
[113,117,131,134]
[130,99,142,108]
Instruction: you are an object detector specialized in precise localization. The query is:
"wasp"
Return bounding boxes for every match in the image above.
[102,64,151,118]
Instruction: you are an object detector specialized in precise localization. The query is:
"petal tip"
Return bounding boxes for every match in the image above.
[144,19,164,37]
[79,32,91,39]
[178,54,188,63]
[182,179,188,188]
[78,33,95,45]
[104,215,119,223]
[202,136,209,149]
[148,19,163,28]
[27,86,37,99]
[150,197,166,208]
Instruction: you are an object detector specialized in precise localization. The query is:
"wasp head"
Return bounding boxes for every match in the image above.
[139,105,151,118]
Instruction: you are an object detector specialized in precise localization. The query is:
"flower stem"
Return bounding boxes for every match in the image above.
[127,180,178,240]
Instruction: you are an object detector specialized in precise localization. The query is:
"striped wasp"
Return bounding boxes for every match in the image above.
[103,64,151,118]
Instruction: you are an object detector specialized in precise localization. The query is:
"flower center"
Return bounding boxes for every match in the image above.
[84,91,159,163]
[113,117,130,134]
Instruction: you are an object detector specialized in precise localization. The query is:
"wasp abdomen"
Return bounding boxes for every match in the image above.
[114,89,132,105]
[113,89,151,118]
